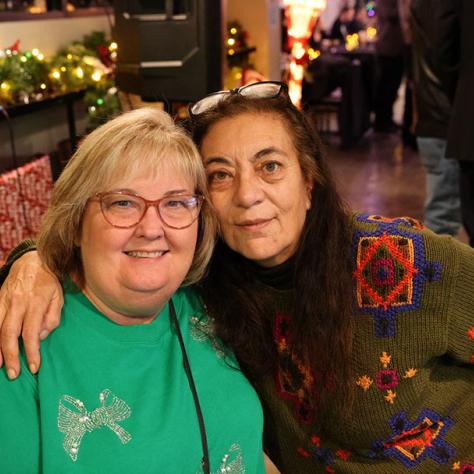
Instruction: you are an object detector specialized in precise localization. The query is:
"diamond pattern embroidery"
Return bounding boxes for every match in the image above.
[355,233,417,311]
[353,215,442,338]
[370,409,455,468]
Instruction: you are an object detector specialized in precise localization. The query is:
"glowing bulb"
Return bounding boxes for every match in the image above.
[1,82,9,90]
[295,43,306,60]
[230,27,237,35]
[367,27,377,39]
[110,51,117,60]
[37,53,44,61]
[308,48,321,60]
[228,49,235,56]
[32,48,39,56]
[109,42,118,51]
[6,49,12,56]
[227,38,236,46]
[67,54,73,60]
[51,70,61,79]
[60,66,66,72]
[20,56,27,62]
[96,98,105,105]
[75,67,84,78]
[40,83,47,90]
[89,106,96,113]
[91,71,102,81]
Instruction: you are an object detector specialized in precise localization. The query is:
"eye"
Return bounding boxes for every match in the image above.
[260,161,283,176]
[263,161,280,173]
[111,199,134,208]
[163,196,198,210]
[208,170,231,182]
[164,198,186,208]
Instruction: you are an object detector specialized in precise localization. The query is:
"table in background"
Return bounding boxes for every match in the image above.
[302,46,376,147]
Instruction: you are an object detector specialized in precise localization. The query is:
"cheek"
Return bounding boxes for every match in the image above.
[209,189,232,218]
[176,225,199,259]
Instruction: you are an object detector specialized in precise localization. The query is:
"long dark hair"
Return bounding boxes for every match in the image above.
[192,94,355,410]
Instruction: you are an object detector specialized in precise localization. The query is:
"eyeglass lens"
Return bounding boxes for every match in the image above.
[100,193,201,229]
[190,81,284,117]
[239,82,283,98]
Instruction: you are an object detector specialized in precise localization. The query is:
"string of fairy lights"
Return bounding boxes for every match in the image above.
[0,32,120,127]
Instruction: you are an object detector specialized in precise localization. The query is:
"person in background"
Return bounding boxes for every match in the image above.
[0,107,267,473]
[410,0,462,236]
[373,0,405,132]
[0,83,473,473]
[434,0,474,247]
[328,5,364,42]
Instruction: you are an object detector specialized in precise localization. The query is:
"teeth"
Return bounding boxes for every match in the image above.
[125,251,165,258]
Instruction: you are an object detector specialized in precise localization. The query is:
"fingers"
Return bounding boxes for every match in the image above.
[21,275,64,375]
[0,251,64,378]
[0,288,8,369]
[22,300,45,375]
[43,288,63,338]
[0,291,27,379]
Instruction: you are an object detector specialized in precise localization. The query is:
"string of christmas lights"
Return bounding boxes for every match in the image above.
[0,31,120,128]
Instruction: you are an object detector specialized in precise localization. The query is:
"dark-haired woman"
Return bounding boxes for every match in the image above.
[1,83,473,473]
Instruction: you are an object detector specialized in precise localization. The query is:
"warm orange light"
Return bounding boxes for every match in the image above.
[284,0,326,108]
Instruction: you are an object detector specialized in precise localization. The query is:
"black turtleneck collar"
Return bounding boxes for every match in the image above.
[217,240,296,291]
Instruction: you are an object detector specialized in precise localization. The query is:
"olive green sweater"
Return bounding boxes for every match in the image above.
[252,214,474,473]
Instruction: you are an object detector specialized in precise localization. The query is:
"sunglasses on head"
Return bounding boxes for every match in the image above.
[188,81,289,118]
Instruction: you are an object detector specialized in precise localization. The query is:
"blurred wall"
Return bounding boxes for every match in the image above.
[0,15,112,55]
[227,0,282,80]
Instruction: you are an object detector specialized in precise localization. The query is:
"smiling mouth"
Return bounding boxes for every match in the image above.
[124,251,168,258]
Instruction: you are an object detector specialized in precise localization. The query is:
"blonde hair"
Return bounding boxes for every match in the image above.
[38,107,217,286]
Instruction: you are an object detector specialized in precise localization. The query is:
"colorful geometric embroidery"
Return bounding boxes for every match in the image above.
[297,435,335,472]
[366,215,425,230]
[355,352,417,404]
[355,375,373,391]
[354,214,442,338]
[370,409,455,468]
[274,313,315,424]
[297,435,351,472]
[468,328,474,364]
[453,461,474,472]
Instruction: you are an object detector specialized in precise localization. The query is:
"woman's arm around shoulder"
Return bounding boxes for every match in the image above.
[0,249,63,379]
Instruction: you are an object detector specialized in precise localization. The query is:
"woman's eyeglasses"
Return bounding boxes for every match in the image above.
[188,81,289,118]
[93,191,204,229]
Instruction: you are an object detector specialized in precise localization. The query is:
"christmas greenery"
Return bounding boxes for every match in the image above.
[0,31,120,128]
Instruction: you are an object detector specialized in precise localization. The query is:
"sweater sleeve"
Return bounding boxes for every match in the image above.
[0,239,37,285]
[0,347,40,473]
[447,240,474,365]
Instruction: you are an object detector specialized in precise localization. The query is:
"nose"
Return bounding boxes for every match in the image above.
[234,171,265,208]
[135,205,165,239]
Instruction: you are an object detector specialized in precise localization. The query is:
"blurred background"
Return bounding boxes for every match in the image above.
[0,0,468,262]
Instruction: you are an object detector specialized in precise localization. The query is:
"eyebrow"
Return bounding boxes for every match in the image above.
[203,147,287,166]
[111,188,192,196]
[254,146,287,161]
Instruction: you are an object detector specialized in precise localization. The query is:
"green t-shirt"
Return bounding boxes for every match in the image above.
[0,284,265,473]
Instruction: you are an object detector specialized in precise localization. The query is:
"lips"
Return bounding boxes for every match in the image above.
[236,218,273,231]
[124,250,168,258]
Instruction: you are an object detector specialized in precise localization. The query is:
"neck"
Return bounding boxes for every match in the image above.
[70,274,163,326]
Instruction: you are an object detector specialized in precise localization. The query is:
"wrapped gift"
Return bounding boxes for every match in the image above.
[0,155,53,263]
